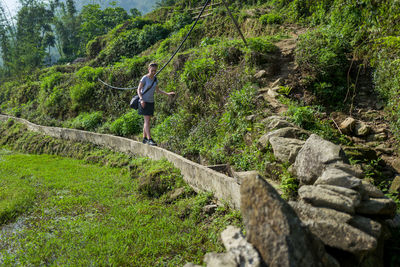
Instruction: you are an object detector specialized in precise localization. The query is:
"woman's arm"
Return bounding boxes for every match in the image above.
[137,82,144,99]
[156,85,175,96]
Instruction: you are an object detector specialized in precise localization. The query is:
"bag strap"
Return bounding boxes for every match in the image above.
[140,76,157,97]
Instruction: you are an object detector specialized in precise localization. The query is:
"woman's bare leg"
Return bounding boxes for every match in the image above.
[143,115,152,139]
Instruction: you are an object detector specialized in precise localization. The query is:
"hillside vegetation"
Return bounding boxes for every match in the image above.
[1,0,400,265]
[0,1,399,190]
[1,0,399,170]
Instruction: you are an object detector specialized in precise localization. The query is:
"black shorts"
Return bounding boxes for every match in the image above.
[138,102,154,116]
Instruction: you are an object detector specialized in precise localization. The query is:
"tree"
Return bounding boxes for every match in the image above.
[0,2,16,76]
[53,0,82,61]
[79,4,129,53]
[130,8,142,18]
[14,0,55,72]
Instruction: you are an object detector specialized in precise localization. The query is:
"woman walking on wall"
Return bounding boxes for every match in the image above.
[137,62,175,146]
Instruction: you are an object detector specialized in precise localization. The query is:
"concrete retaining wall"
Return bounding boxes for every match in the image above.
[0,114,241,209]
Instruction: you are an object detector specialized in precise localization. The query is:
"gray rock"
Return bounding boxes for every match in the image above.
[298,185,360,214]
[386,214,400,229]
[349,215,382,238]
[289,201,353,223]
[355,121,371,136]
[241,175,333,267]
[317,185,361,207]
[356,198,397,218]
[360,181,385,198]
[314,167,362,189]
[257,127,309,151]
[221,226,261,267]
[328,162,364,178]
[290,201,380,252]
[292,134,348,185]
[262,116,294,131]
[392,158,400,174]
[203,204,218,215]
[204,252,238,267]
[268,88,279,98]
[269,137,305,163]
[301,219,377,254]
[254,70,267,79]
[389,176,400,194]
[183,263,202,267]
[339,117,356,135]
[168,187,186,201]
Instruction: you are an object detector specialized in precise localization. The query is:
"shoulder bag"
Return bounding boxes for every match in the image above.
[130,77,157,109]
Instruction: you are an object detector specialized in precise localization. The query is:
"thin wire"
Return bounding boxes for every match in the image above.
[98,0,211,90]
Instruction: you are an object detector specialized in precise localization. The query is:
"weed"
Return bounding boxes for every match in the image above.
[110,110,143,137]
[67,111,104,131]
[260,13,283,25]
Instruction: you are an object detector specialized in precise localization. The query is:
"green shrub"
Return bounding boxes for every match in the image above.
[285,103,349,144]
[70,111,103,131]
[260,13,283,25]
[76,66,104,82]
[295,27,350,103]
[110,110,143,136]
[40,72,63,91]
[373,56,400,141]
[70,66,104,110]
[247,37,277,54]
[167,11,193,32]
[286,105,316,129]
[70,81,96,109]
[180,57,216,91]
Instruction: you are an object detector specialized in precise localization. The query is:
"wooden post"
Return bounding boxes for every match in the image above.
[221,0,248,47]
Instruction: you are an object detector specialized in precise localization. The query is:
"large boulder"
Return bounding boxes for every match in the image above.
[269,137,305,163]
[292,134,348,185]
[290,201,379,253]
[298,185,361,214]
[241,175,337,267]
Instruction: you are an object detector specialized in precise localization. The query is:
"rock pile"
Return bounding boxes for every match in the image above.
[184,116,398,267]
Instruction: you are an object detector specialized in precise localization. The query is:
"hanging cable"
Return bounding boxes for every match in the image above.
[98,0,211,90]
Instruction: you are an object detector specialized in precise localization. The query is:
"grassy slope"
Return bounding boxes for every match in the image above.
[0,121,242,265]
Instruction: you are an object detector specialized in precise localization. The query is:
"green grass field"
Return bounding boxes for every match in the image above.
[0,149,242,266]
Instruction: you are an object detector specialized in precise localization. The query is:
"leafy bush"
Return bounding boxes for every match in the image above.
[167,11,193,32]
[286,105,316,129]
[285,104,349,144]
[180,57,216,91]
[69,111,103,131]
[70,66,103,110]
[70,81,96,109]
[137,23,170,51]
[247,37,277,54]
[295,27,350,103]
[76,66,104,82]
[40,72,63,91]
[110,110,143,136]
[373,55,400,141]
[260,13,283,25]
